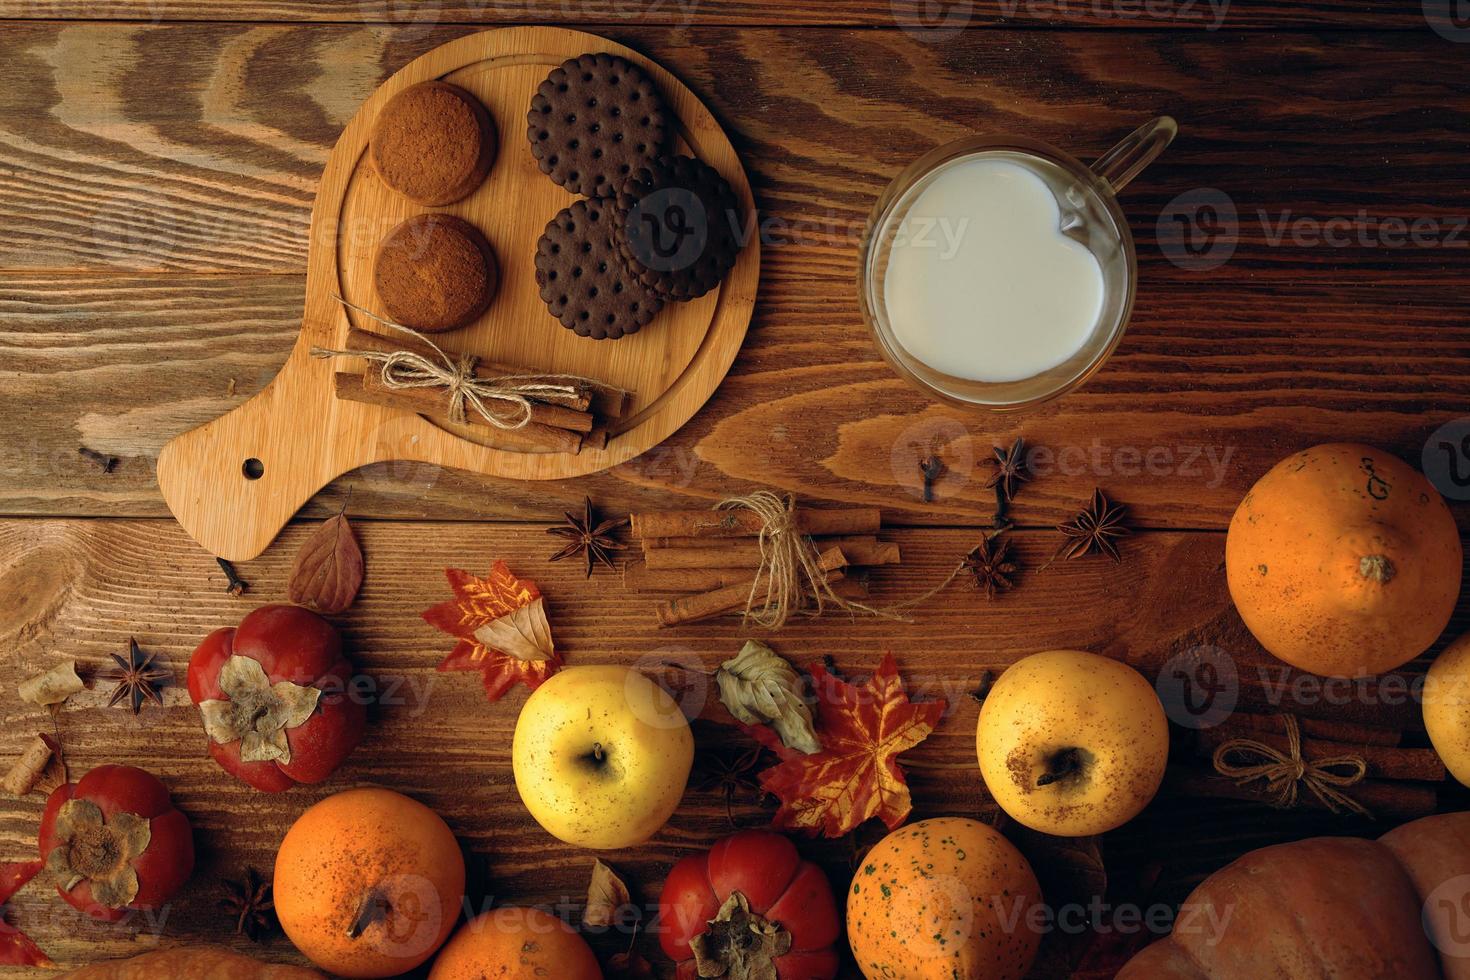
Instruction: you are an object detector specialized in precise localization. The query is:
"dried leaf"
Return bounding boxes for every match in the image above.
[583,859,630,928]
[288,513,363,614]
[17,661,83,707]
[423,562,563,701]
[198,655,323,764]
[0,859,52,967]
[472,597,554,662]
[717,641,820,755]
[748,653,946,838]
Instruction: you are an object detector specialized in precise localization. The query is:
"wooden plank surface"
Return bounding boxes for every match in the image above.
[1,517,1464,975]
[0,0,1438,29]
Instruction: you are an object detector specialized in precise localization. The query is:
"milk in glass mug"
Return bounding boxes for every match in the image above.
[858,117,1177,411]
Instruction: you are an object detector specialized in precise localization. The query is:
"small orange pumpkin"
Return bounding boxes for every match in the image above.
[1226,443,1461,677]
[274,788,466,979]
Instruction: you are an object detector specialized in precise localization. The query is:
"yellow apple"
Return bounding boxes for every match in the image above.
[977,650,1167,836]
[1423,632,1470,786]
[512,665,693,849]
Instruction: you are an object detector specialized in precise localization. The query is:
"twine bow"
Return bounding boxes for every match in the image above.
[1211,714,1372,818]
[312,298,590,431]
[719,491,906,631]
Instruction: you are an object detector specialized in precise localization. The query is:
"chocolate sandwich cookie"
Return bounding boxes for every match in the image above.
[614,155,743,302]
[371,81,497,206]
[374,213,498,333]
[527,53,668,199]
[534,199,664,340]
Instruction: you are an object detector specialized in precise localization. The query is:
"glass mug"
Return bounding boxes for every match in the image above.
[858,117,1177,411]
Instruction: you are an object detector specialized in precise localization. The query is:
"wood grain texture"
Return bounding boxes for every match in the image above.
[4,273,1468,530]
[0,517,1464,977]
[0,0,1439,29]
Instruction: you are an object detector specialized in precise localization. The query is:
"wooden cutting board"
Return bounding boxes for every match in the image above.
[156,27,759,561]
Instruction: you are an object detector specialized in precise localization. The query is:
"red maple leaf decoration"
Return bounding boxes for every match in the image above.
[422,561,562,701]
[746,653,946,838]
[0,859,52,967]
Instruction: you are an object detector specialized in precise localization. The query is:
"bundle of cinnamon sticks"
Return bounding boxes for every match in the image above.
[1170,712,1445,820]
[625,505,900,627]
[329,327,631,454]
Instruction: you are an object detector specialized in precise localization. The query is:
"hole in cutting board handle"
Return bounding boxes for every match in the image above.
[242,458,264,480]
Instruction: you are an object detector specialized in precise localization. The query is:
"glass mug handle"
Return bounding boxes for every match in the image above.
[1090,116,1178,193]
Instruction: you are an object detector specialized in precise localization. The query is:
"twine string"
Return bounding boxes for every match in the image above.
[312,297,597,431]
[1212,714,1372,818]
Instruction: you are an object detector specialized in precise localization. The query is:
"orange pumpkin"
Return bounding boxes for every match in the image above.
[846,817,1042,980]
[274,788,466,979]
[1226,443,1461,677]
[428,907,602,979]
[1119,810,1470,979]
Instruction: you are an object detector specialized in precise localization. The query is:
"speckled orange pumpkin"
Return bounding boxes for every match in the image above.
[847,817,1042,980]
[428,907,602,980]
[274,788,466,979]
[1226,443,1462,678]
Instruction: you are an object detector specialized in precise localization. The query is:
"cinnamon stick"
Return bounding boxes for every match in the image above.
[626,562,870,596]
[345,327,632,417]
[1164,765,1438,821]
[2,735,54,797]
[642,536,899,570]
[1194,728,1443,782]
[332,372,583,455]
[633,507,882,541]
[1217,713,1402,748]
[654,547,849,628]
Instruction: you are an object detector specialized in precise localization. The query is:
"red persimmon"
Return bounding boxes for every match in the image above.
[38,765,194,922]
[187,604,366,792]
[659,830,841,980]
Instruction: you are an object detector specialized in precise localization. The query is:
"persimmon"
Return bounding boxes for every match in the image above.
[428,907,602,980]
[274,788,465,979]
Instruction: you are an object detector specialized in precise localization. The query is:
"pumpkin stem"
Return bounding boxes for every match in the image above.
[1037,747,1083,788]
[1358,554,1396,584]
[346,889,392,940]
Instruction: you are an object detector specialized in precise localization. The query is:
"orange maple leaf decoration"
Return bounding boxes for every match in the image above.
[0,859,52,968]
[745,653,946,838]
[421,561,562,701]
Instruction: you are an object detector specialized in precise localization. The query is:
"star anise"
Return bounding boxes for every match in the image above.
[693,744,770,828]
[1049,488,1132,565]
[220,867,276,942]
[101,638,170,715]
[962,533,1018,600]
[547,497,628,576]
[983,437,1030,501]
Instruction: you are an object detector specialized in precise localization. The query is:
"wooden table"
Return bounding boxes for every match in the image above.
[2,2,1468,977]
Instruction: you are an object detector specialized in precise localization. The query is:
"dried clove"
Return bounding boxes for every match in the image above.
[78,447,118,473]
[216,558,248,597]
[919,454,945,502]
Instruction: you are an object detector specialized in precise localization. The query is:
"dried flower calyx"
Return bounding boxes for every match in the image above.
[690,891,792,980]
[198,656,321,765]
[44,799,150,909]
[547,497,628,576]
[103,639,170,715]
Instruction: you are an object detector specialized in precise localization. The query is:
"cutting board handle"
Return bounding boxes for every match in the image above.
[156,353,346,562]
